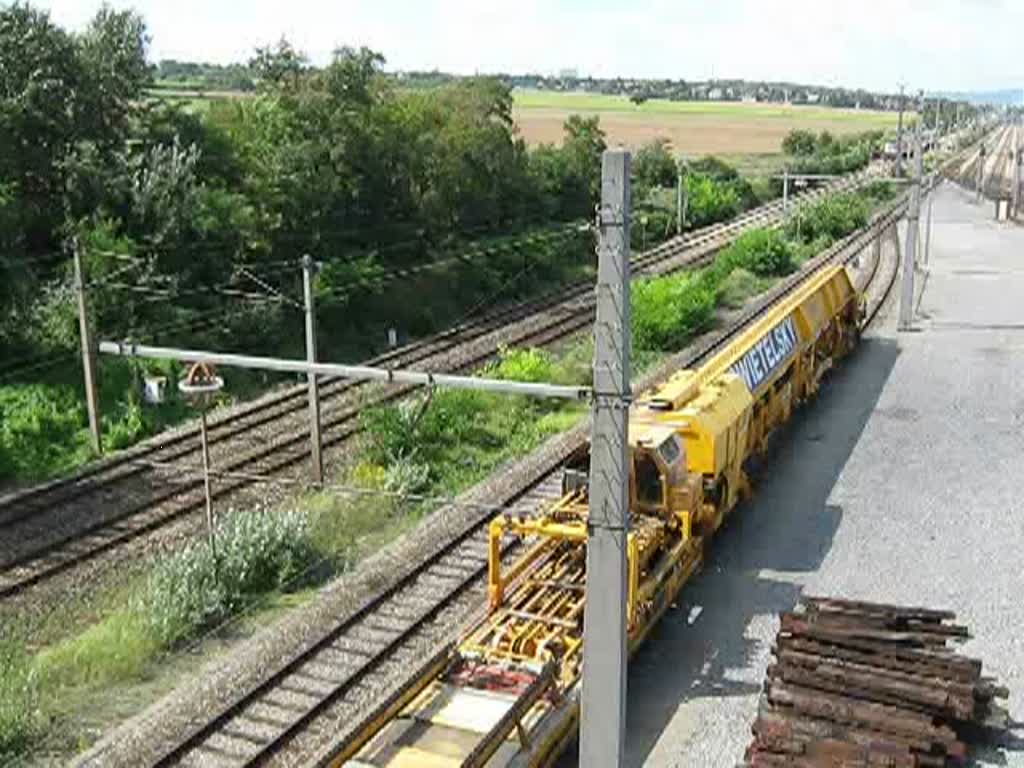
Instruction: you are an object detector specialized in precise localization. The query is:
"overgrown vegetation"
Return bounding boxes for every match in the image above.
[0,178,901,762]
[631,182,896,353]
[0,4,616,484]
[782,128,884,177]
[0,641,39,762]
[630,142,764,252]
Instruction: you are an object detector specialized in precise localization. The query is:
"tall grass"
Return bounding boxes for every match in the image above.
[0,641,39,760]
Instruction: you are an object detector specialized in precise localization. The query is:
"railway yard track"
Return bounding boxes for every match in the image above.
[120,178,917,768]
[950,122,1017,200]
[0,171,873,603]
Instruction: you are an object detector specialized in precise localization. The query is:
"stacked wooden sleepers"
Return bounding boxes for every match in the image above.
[742,596,1014,767]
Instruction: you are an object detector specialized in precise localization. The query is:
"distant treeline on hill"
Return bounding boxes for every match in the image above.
[399,71,907,111]
[155,59,257,91]
[154,59,986,116]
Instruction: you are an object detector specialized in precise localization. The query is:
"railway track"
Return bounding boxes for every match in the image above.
[136,185,914,768]
[981,123,1014,198]
[0,172,872,601]
[945,123,1005,195]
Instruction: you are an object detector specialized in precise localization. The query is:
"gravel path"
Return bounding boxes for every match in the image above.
[622,181,1024,767]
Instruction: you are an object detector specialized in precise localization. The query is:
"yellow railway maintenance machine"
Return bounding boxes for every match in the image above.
[340,264,861,768]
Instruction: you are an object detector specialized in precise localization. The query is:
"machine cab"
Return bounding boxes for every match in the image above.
[630,424,687,516]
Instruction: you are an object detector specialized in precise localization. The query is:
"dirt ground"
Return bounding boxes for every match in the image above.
[513,108,892,155]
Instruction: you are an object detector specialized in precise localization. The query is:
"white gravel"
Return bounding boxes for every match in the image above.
[620,181,1024,767]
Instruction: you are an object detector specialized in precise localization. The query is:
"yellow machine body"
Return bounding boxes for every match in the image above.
[339,265,860,768]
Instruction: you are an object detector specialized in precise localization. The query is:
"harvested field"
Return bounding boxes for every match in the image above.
[513,90,903,154]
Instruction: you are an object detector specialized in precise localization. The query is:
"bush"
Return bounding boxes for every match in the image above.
[631,273,716,351]
[705,229,795,287]
[0,383,92,482]
[788,193,871,245]
[688,155,740,181]
[782,129,817,156]
[489,346,556,383]
[685,173,742,228]
[361,388,490,469]
[633,138,677,191]
[138,509,316,647]
[730,229,796,277]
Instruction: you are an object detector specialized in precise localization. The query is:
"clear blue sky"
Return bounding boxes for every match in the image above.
[24,0,1024,94]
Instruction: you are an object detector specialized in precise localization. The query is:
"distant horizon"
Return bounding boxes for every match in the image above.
[25,0,1024,96]
[153,57,1018,106]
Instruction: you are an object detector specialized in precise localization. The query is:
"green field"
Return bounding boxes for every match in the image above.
[514,89,903,123]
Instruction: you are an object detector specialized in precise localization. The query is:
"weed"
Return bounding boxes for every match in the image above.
[0,641,40,760]
[36,612,155,691]
[718,268,774,308]
[138,508,316,648]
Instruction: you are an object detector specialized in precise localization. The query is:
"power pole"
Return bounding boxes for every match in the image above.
[977,144,986,203]
[899,120,924,331]
[579,148,631,768]
[895,84,906,177]
[1013,125,1022,218]
[73,238,103,454]
[302,255,324,484]
[924,193,934,265]
[675,158,687,236]
[782,168,790,216]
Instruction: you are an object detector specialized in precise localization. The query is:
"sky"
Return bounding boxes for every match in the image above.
[23,0,1024,94]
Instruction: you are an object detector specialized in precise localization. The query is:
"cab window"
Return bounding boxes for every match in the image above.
[657,435,682,467]
[635,454,663,506]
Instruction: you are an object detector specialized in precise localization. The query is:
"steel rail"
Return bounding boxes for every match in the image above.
[0,175,868,600]
[0,176,849,530]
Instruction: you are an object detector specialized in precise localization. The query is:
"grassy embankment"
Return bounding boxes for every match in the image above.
[0,182,896,763]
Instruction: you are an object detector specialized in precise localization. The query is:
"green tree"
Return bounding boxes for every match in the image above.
[76,5,151,148]
[249,38,307,88]
[782,129,817,156]
[0,3,82,254]
[633,138,677,190]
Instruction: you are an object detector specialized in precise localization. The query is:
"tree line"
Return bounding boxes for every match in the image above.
[0,6,612,369]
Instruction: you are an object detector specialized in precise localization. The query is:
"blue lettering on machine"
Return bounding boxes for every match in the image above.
[729,315,799,393]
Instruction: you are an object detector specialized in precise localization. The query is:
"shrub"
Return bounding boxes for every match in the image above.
[0,383,92,482]
[632,273,716,351]
[782,129,817,156]
[138,509,315,647]
[688,155,740,181]
[729,229,796,277]
[361,388,489,469]
[705,229,795,287]
[788,193,870,245]
[633,138,677,190]
[685,174,742,228]
[489,346,556,383]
